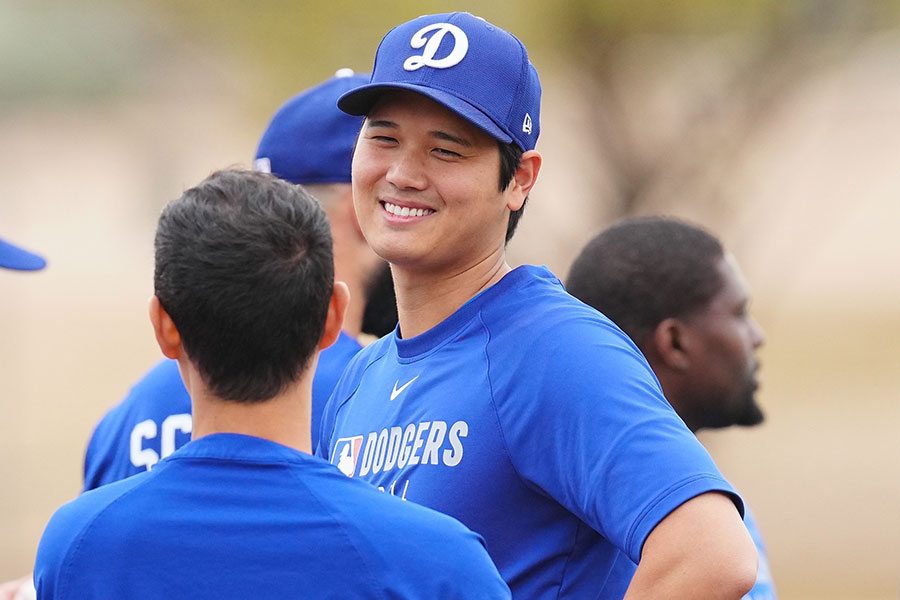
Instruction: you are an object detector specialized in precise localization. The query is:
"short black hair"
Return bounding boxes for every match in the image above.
[565,216,725,346]
[154,169,334,403]
[498,140,526,244]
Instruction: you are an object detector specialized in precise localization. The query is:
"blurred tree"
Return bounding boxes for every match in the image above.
[154,1,550,114]
[541,0,897,217]
[154,0,899,219]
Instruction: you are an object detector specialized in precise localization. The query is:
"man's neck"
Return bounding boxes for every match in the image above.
[331,220,381,340]
[392,251,512,339]
[183,359,314,454]
[332,242,367,338]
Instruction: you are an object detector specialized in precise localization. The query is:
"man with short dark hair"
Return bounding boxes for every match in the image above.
[566,215,776,599]
[82,71,396,491]
[318,12,757,599]
[33,169,510,599]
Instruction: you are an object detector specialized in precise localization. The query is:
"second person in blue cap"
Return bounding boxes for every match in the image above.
[317,12,758,600]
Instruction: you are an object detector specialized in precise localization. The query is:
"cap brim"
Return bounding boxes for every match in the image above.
[338,83,513,145]
[0,239,46,271]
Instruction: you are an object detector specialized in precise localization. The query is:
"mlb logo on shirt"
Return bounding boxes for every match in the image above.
[332,436,363,477]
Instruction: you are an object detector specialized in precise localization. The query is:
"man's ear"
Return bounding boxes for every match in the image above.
[319,281,350,350]
[149,296,182,359]
[506,150,542,212]
[652,317,691,371]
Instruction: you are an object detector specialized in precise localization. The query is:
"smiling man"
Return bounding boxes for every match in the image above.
[318,12,757,599]
[566,216,776,599]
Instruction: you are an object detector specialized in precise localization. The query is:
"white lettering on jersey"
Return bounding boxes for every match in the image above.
[383,426,403,471]
[408,421,430,466]
[160,413,192,458]
[130,419,159,471]
[333,420,469,477]
[403,23,469,71]
[129,413,193,472]
[397,423,416,468]
[444,420,468,467]
[421,420,447,465]
[358,432,377,477]
[372,428,390,473]
[380,477,410,501]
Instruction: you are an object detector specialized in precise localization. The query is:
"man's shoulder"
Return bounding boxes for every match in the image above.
[36,473,151,580]
[486,265,615,320]
[482,266,639,357]
[308,467,508,596]
[54,473,151,532]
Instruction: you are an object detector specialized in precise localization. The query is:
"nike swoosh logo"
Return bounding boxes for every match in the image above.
[390,376,419,401]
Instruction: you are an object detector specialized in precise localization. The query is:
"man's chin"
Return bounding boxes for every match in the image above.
[734,397,765,427]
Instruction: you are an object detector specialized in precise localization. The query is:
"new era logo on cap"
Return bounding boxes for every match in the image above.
[338,12,541,152]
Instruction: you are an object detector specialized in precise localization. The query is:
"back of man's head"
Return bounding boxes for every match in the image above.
[154,169,333,403]
[566,216,724,348]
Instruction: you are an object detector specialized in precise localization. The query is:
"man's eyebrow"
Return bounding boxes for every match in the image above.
[431,130,471,147]
[365,119,397,129]
[364,119,471,146]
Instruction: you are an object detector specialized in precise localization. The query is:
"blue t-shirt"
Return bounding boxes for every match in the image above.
[317,266,743,599]
[744,505,777,599]
[37,434,510,599]
[83,331,362,491]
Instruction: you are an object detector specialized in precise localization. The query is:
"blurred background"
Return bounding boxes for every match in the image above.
[2,0,899,597]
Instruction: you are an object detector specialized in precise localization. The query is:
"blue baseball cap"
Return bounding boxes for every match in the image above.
[0,237,46,271]
[338,12,541,152]
[254,69,368,184]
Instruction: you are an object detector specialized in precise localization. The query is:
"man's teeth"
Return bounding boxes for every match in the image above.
[384,201,434,217]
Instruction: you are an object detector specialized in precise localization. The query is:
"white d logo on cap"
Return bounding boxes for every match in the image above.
[403,23,469,71]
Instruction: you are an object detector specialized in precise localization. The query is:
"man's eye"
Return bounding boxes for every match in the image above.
[434,148,461,158]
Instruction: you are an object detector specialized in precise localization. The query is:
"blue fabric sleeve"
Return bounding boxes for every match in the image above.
[491,315,742,563]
